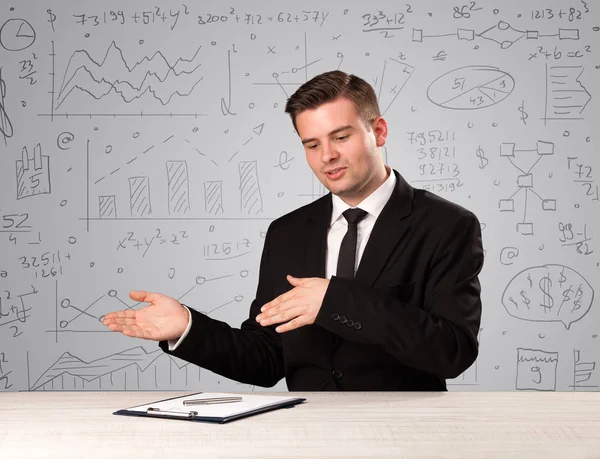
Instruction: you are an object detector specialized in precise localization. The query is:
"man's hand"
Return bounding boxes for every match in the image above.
[256,275,329,333]
[102,291,189,341]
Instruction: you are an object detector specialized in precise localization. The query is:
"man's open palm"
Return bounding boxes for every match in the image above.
[102,291,188,341]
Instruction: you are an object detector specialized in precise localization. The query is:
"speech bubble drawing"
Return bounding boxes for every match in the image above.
[501,264,594,329]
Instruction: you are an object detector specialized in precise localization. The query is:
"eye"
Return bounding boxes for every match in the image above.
[307,143,319,150]
[335,135,349,141]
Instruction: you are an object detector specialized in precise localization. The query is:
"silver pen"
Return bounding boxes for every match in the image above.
[183,396,243,406]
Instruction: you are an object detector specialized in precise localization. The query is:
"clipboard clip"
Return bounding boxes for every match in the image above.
[146,407,198,418]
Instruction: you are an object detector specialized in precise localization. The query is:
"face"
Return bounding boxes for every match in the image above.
[295,97,388,207]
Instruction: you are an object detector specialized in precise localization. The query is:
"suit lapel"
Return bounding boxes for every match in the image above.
[304,194,332,278]
[354,170,414,287]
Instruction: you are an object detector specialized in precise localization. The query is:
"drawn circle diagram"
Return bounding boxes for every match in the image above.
[0,19,36,51]
[427,65,514,110]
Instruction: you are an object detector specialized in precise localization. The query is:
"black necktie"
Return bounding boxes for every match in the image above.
[336,208,368,280]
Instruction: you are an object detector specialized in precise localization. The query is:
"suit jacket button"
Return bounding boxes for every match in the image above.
[353,322,362,330]
[331,313,339,321]
[346,319,354,327]
[331,369,343,379]
[339,316,347,324]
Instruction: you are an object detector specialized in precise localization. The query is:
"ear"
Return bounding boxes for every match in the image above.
[372,116,388,148]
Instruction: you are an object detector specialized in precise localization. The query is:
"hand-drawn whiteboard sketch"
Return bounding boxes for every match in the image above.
[427,66,514,110]
[502,265,594,329]
[16,143,51,199]
[0,18,36,51]
[516,348,558,391]
[1,0,598,394]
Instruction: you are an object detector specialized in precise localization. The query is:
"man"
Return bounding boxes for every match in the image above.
[103,70,484,391]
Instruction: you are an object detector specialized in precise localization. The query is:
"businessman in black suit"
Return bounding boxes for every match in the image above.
[104,70,484,391]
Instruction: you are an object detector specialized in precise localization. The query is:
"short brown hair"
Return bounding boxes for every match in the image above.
[284,70,381,132]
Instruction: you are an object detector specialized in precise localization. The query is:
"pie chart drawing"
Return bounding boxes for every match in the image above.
[0,19,36,51]
[427,65,514,110]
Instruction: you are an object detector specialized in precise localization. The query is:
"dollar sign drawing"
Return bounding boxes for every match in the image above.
[562,286,573,303]
[518,101,528,125]
[476,146,488,169]
[558,268,566,286]
[47,9,56,31]
[539,276,554,311]
[520,290,531,309]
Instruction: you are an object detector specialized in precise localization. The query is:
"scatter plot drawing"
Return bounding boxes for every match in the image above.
[502,264,594,329]
[427,66,514,110]
[498,141,555,235]
[516,348,558,391]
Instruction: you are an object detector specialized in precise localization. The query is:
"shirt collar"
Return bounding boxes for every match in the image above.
[330,166,396,226]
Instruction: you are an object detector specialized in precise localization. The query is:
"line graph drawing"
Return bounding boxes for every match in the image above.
[498,141,556,235]
[54,41,205,110]
[28,346,257,391]
[413,21,580,49]
[427,66,514,110]
[544,65,591,124]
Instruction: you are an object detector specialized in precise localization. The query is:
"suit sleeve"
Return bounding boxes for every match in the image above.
[315,210,484,379]
[158,225,285,387]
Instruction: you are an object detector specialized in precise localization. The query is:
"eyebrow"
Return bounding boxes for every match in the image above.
[301,125,354,145]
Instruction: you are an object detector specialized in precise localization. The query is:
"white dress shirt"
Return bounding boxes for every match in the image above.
[168,167,396,351]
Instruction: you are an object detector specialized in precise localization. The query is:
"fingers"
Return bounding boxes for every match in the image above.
[102,309,136,323]
[274,316,306,333]
[106,323,146,339]
[129,290,160,303]
[261,289,295,312]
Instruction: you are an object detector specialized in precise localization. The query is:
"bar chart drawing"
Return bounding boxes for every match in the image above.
[239,161,263,215]
[128,176,152,217]
[98,195,117,219]
[16,143,51,199]
[166,161,190,215]
[204,181,224,215]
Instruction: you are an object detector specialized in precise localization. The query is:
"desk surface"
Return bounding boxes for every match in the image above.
[1,391,599,458]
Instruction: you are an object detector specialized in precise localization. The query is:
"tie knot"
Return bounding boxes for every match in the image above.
[342,208,368,225]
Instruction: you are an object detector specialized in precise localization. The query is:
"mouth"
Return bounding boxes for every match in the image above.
[324,167,346,180]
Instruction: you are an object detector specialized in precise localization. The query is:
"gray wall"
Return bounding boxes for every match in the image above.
[0,0,598,392]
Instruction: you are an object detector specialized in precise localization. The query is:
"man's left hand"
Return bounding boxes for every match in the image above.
[256,275,329,333]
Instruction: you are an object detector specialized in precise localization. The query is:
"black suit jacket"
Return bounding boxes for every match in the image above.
[159,170,484,391]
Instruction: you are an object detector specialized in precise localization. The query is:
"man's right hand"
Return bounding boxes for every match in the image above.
[102,291,189,341]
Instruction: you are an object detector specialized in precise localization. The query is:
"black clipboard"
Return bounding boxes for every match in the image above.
[113,391,306,424]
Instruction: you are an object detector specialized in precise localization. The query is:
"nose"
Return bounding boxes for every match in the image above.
[321,140,339,163]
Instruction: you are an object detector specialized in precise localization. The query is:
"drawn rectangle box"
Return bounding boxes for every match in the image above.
[517,174,533,188]
[498,199,514,212]
[559,29,580,40]
[457,29,474,41]
[542,199,557,211]
[500,143,515,157]
[537,141,555,155]
[526,30,539,40]
[517,223,534,236]
[99,195,117,218]
[412,28,423,42]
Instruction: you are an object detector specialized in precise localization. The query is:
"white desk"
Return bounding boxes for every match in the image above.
[1,391,599,458]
